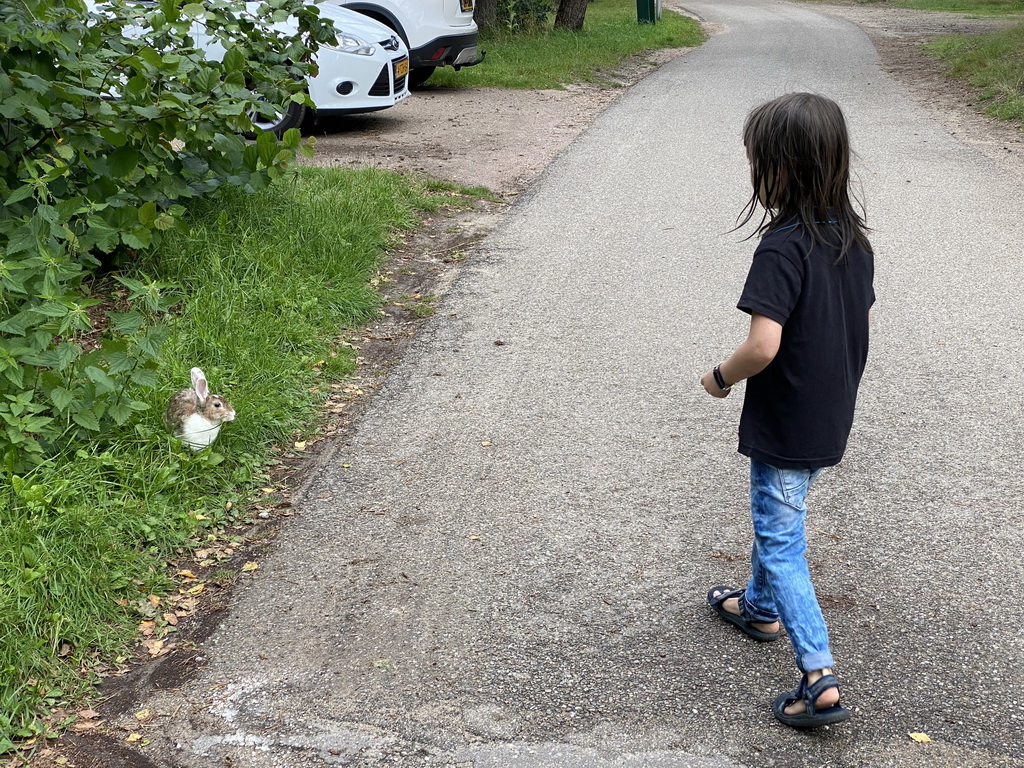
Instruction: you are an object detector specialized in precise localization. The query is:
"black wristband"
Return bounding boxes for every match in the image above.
[713,365,731,391]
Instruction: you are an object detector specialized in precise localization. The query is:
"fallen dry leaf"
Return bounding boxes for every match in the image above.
[143,639,163,656]
[77,709,100,720]
[134,709,151,722]
[177,570,197,580]
[126,733,143,743]
[241,562,259,573]
[147,594,161,607]
[162,613,179,626]
[293,441,307,450]
[908,732,932,743]
[138,620,156,636]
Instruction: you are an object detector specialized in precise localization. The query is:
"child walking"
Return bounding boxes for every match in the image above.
[700,92,874,728]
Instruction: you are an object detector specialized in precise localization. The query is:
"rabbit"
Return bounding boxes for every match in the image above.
[164,367,236,450]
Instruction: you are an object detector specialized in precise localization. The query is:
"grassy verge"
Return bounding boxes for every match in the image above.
[431,0,704,89]
[889,0,1023,14]
[0,167,479,753]
[925,23,1024,126]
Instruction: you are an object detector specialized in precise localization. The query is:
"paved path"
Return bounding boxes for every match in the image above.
[118,1,1024,765]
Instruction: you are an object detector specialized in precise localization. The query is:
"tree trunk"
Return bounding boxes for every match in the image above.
[475,0,498,30]
[554,0,588,30]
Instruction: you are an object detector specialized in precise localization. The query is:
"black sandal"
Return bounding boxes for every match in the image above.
[706,585,781,642]
[772,673,851,728]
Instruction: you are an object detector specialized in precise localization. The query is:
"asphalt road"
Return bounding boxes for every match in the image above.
[115,1,1024,766]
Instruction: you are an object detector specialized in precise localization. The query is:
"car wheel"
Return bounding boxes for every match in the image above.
[409,66,436,89]
[245,99,308,139]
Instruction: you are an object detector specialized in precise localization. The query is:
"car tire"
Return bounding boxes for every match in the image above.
[409,66,436,89]
[245,99,308,139]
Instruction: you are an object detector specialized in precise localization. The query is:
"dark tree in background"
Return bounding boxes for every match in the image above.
[554,0,589,30]
[475,0,586,32]
[475,0,497,30]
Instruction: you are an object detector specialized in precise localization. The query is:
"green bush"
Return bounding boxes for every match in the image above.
[0,0,335,471]
[500,0,554,32]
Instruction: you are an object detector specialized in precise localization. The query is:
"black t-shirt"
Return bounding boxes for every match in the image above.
[737,224,875,469]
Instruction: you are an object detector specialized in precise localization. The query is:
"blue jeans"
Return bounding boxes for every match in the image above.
[739,459,835,673]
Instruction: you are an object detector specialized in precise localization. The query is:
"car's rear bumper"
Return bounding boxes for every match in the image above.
[410,32,480,69]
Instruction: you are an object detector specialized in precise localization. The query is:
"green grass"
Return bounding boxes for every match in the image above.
[430,0,704,90]
[0,167,477,752]
[889,0,1024,14]
[822,0,1024,13]
[926,23,1024,126]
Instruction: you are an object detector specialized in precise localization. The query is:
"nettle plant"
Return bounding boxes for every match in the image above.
[0,0,335,470]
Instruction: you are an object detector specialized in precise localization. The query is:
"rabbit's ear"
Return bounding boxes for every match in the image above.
[191,367,209,404]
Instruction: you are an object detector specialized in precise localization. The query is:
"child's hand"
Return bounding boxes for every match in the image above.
[701,369,731,398]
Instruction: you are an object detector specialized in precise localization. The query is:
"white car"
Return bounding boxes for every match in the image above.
[86,1,410,136]
[197,3,411,135]
[332,0,481,87]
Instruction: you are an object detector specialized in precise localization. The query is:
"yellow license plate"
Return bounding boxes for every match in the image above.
[460,0,473,11]
[395,58,409,79]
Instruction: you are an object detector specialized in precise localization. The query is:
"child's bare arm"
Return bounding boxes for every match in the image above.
[701,313,783,398]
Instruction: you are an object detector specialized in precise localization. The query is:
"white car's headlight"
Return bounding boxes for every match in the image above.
[324,33,376,56]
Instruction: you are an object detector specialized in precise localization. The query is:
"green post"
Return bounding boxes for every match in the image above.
[637,0,656,23]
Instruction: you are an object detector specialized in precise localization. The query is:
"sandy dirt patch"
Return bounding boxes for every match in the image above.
[302,52,687,198]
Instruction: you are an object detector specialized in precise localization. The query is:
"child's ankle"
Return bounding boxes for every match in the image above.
[807,667,833,683]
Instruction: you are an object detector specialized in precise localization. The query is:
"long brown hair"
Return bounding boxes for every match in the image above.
[737,92,870,259]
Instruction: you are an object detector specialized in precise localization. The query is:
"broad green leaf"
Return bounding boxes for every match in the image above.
[0,311,35,335]
[54,143,76,161]
[4,185,34,206]
[22,415,53,432]
[72,408,101,431]
[223,47,246,73]
[138,201,158,227]
[100,128,127,147]
[56,343,82,371]
[49,387,75,412]
[85,366,117,394]
[108,312,145,335]
[31,302,69,319]
[131,105,162,119]
[122,227,153,250]
[109,145,140,177]
[130,367,159,388]
[256,130,278,167]
[85,216,120,252]
[108,401,133,426]
[137,47,163,69]
[281,127,301,149]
